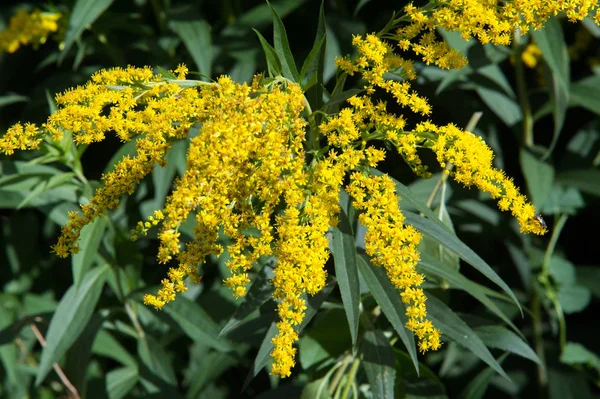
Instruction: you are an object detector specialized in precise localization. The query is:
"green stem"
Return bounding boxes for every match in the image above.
[532,213,568,397]
[328,354,352,395]
[341,357,361,399]
[513,28,534,148]
[531,291,547,398]
[541,214,568,276]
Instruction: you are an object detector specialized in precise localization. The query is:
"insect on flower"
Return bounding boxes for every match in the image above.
[534,214,547,230]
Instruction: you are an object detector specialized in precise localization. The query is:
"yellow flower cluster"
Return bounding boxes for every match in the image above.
[399,0,600,66]
[521,43,543,68]
[337,34,434,115]
[347,173,442,352]
[428,123,547,235]
[1,0,558,379]
[0,9,61,54]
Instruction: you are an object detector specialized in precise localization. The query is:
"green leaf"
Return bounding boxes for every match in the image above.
[300,35,326,92]
[323,88,363,107]
[170,19,212,78]
[232,0,307,30]
[301,1,326,112]
[362,329,396,399]
[220,261,275,337]
[243,322,278,390]
[426,295,508,379]
[548,256,576,286]
[107,367,139,399]
[541,185,585,215]
[570,75,600,115]
[92,330,137,367]
[59,0,114,63]
[473,325,540,364]
[300,377,332,399]
[577,266,600,298]
[419,204,460,271]
[560,342,600,373]
[161,295,232,352]
[64,314,103,397]
[558,284,591,314]
[36,265,109,385]
[357,255,419,374]
[371,169,453,235]
[533,18,569,158]
[16,172,76,209]
[459,353,509,399]
[520,149,555,210]
[72,217,107,288]
[395,349,448,398]
[0,94,28,108]
[533,18,569,89]
[253,29,283,77]
[299,309,351,369]
[418,255,520,336]
[138,335,177,390]
[268,1,300,81]
[332,209,360,348]
[243,277,336,388]
[404,211,521,313]
[476,85,522,127]
[556,169,600,197]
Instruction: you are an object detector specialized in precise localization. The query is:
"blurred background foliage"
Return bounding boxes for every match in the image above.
[0,0,599,398]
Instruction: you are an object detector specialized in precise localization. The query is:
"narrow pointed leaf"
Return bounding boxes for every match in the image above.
[426,295,508,379]
[474,325,540,364]
[36,265,109,384]
[170,19,212,78]
[243,277,336,388]
[419,255,520,336]
[107,367,139,399]
[220,261,275,337]
[404,211,521,313]
[362,329,396,399]
[268,1,300,81]
[138,335,177,390]
[357,255,419,374]
[59,0,114,63]
[72,217,107,288]
[459,353,509,399]
[253,29,282,77]
[301,1,326,112]
[372,169,452,234]
[162,295,232,352]
[332,210,360,347]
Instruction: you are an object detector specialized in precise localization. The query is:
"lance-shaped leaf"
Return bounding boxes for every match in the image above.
[332,209,360,348]
[418,254,520,336]
[362,329,396,399]
[404,211,521,313]
[459,353,509,399]
[59,0,114,63]
[268,1,300,81]
[243,277,337,389]
[253,29,283,77]
[426,295,508,379]
[220,261,275,337]
[357,255,419,374]
[36,265,109,384]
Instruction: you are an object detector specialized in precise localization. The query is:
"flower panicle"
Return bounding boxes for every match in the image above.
[0,9,62,54]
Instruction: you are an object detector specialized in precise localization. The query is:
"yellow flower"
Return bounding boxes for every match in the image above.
[347,172,442,352]
[0,9,61,54]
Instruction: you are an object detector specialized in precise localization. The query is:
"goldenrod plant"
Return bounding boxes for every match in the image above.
[1,1,599,398]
